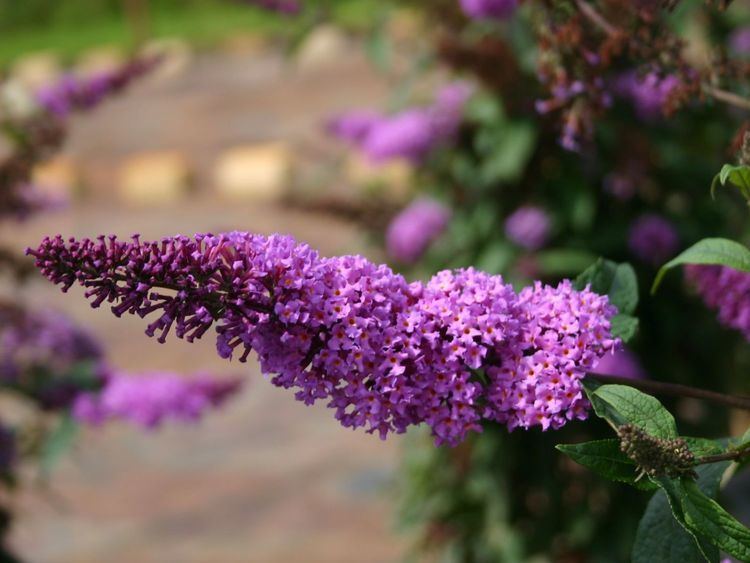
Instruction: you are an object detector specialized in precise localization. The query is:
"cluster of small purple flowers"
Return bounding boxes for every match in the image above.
[73,371,242,429]
[628,214,679,266]
[29,231,619,445]
[386,198,452,264]
[459,0,517,20]
[244,0,301,14]
[613,71,681,121]
[685,265,750,341]
[0,307,104,409]
[0,305,241,426]
[37,57,159,119]
[328,83,473,165]
[504,205,552,251]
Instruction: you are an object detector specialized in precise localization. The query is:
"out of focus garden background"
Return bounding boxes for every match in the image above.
[1,1,414,561]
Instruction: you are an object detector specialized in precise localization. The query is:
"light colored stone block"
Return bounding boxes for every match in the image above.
[221,33,272,57]
[213,143,292,202]
[33,156,80,200]
[74,46,125,78]
[345,153,413,202]
[11,51,61,92]
[140,38,193,81]
[118,150,191,205]
[296,25,350,70]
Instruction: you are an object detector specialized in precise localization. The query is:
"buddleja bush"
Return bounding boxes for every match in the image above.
[240,0,750,561]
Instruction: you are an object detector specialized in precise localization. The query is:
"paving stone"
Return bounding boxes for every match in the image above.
[140,38,193,81]
[213,142,292,202]
[74,46,125,78]
[345,152,414,202]
[10,52,61,92]
[118,150,191,205]
[295,25,351,71]
[33,156,81,201]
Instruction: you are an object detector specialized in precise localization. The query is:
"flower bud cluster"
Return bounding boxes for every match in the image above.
[618,424,695,479]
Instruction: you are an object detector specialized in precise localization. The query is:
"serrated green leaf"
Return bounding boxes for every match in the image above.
[679,479,750,560]
[556,439,657,490]
[652,238,750,293]
[611,314,639,343]
[583,383,677,439]
[634,464,728,563]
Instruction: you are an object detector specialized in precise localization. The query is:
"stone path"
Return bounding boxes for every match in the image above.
[3,45,410,563]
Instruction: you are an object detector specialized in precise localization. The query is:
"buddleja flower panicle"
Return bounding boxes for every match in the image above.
[30,231,620,446]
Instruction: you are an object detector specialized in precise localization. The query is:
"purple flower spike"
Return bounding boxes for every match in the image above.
[72,371,243,429]
[329,82,472,165]
[628,214,679,266]
[459,0,517,21]
[386,198,451,264]
[29,231,618,446]
[685,265,750,341]
[505,206,552,251]
[36,57,159,118]
[614,71,680,121]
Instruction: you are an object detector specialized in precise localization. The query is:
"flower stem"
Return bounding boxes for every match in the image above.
[590,374,750,412]
[696,443,750,466]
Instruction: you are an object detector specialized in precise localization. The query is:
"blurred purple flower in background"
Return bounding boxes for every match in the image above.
[504,205,551,250]
[329,82,472,164]
[386,198,451,263]
[244,0,301,14]
[685,265,750,341]
[0,307,105,409]
[36,57,158,118]
[73,372,243,429]
[614,71,680,121]
[628,214,679,265]
[591,347,646,379]
[459,0,517,20]
[326,111,382,144]
[730,27,750,55]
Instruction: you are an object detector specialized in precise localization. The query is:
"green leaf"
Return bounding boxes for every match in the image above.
[556,439,657,490]
[583,383,677,439]
[611,314,639,343]
[40,414,78,475]
[652,238,750,293]
[575,259,639,316]
[661,478,750,561]
[634,464,728,563]
[477,122,536,185]
[535,248,598,276]
[711,164,750,200]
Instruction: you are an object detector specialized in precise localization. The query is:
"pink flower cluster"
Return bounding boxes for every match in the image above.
[73,372,242,429]
[459,0,517,21]
[29,232,618,445]
[685,265,750,341]
[328,83,472,165]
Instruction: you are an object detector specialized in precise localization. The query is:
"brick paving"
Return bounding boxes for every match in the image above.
[3,46,409,562]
